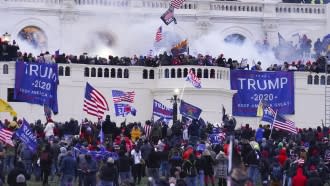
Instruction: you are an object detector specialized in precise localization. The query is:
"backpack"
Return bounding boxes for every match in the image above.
[184,160,197,177]
[271,165,282,181]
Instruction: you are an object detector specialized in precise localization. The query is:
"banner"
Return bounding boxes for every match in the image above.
[230,70,294,116]
[15,119,37,152]
[153,100,173,120]
[14,62,59,114]
[179,100,202,120]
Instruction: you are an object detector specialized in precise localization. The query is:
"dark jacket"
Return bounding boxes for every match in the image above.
[118,154,131,172]
[99,163,118,182]
[7,162,30,186]
[60,154,77,176]
[148,150,161,168]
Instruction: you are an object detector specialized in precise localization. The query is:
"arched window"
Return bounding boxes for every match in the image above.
[183,68,188,77]
[197,68,202,78]
[91,68,96,77]
[164,69,169,78]
[65,66,70,76]
[97,68,103,77]
[177,68,182,78]
[18,26,48,50]
[321,75,326,85]
[314,75,319,85]
[327,76,330,85]
[117,68,122,78]
[124,69,129,78]
[171,68,176,78]
[143,69,148,79]
[59,66,64,76]
[2,64,8,74]
[84,67,90,77]
[307,75,313,84]
[224,33,246,45]
[111,68,116,78]
[149,70,154,79]
[104,68,109,78]
[203,69,209,78]
[210,69,215,79]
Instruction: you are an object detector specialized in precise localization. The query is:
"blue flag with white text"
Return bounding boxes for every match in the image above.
[179,100,202,120]
[15,119,37,152]
[230,70,294,116]
[14,62,59,114]
[153,100,173,120]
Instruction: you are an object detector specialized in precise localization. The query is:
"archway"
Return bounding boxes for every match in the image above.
[17,26,48,50]
[224,33,246,45]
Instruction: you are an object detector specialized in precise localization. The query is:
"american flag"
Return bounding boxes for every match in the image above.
[155,26,162,42]
[0,125,14,146]
[273,112,297,134]
[83,83,109,119]
[186,69,201,88]
[170,0,185,9]
[112,90,135,103]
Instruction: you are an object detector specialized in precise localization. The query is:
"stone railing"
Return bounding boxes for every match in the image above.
[210,1,263,13]
[276,3,326,15]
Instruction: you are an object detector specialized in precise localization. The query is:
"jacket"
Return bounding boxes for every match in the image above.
[292,167,307,186]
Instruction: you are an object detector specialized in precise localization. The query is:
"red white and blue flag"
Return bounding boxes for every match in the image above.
[170,0,185,9]
[83,83,109,119]
[0,124,14,146]
[155,26,162,42]
[273,112,297,134]
[186,69,201,88]
[112,90,135,103]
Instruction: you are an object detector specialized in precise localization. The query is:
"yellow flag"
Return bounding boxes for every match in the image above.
[256,100,263,117]
[0,99,17,116]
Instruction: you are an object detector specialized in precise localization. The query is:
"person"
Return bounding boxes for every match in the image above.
[202,150,215,186]
[40,144,52,186]
[59,150,76,186]
[292,167,307,186]
[117,151,131,183]
[98,157,118,186]
[83,154,98,186]
[214,151,227,186]
[131,146,142,185]
[182,154,197,186]
[44,119,55,140]
[7,161,30,186]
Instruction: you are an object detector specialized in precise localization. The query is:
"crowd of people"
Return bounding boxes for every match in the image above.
[1,38,330,74]
[0,114,329,186]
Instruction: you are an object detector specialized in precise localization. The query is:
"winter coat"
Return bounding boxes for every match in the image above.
[99,163,118,182]
[292,167,307,186]
[306,171,323,186]
[214,152,227,178]
[130,127,141,142]
[277,149,288,167]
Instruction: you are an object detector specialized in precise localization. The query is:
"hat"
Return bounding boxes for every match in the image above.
[60,147,67,153]
[16,174,26,183]
[107,157,114,164]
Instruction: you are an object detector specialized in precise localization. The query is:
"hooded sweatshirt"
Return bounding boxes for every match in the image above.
[292,167,307,186]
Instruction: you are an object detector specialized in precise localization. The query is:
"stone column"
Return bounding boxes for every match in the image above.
[262,0,280,47]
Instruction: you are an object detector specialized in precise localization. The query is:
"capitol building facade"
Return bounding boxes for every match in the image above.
[0,0,329,128]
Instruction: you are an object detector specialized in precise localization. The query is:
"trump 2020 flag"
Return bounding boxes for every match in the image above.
[114,103,136,117]
[186,69,201,88]
[15,119,37,152]
[179,100,202,120]
[153,100,173,120]
[14,62,59,114]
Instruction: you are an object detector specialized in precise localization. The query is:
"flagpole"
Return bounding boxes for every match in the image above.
[179,81,187,101]
[269,110,277,139]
